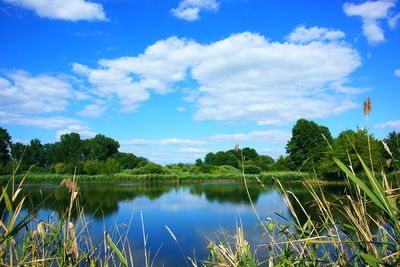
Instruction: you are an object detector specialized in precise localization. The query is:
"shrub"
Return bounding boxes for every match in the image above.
[83,160,102,175]
[102,158,121,174]
[131,163,166,175]
[54,162,66,174]
[243,164,261,174]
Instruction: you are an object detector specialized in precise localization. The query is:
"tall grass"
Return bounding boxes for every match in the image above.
[3,171,304,184]
[206,108,400,266]
[0,169,145,266]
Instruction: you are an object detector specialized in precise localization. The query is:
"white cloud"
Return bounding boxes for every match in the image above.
[0,70,73,115]
[177,106,186,112]
[3,0,107,21]
[121,138,206,146]
[395,69,400,77]
[77,99,107,117]
[56,124,96,139]
[0,114,81,130]
[287,26,345,43]
[179,147,208,153]
[210,130,291,144]
[375,120,400,130]
[388,12,400,28]
[0,70,94,138]
[343,0,396,44]
[120,129,293,163]
[76,27,361,125]
[171,0,219,21]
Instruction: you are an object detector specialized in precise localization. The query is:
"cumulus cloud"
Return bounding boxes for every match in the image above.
[75,26,361,125]
[56,124,96,139]
[77,99,107,117]
[375,120,400,130]
[395,69,400,77]
[121,138,206,146]
[0,70,94,138]
[287,26,345,43]
[179,147,208,153]
[0,70,73,115]
[343,0,397,44]
[210,130,291,144]
[3,0,107,21]
[171,0,219,21]
[119,129,292,163]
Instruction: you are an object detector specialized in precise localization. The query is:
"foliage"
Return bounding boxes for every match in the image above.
[319,128,383,179]
[204,151,239,168]
[269,156,291,171]
[54,162,66,174]
[0,127,11,164]
[112,152,148,169]
[243,164,261,174]
[286,119,332,171]
[131,163,166,175]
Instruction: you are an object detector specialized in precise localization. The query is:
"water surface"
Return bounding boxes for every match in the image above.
[20,182,344,266]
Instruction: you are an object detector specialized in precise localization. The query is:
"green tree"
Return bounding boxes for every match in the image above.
[25,139,46,167]
[270,156,291,171]
[255,155,274,171]
[59,133,83,163]
[0,127,12,164]
[84,134,120,161]
[286,119,332,171]
[112,152,148,169]
[11,142,26,162]
[319,129,383,179]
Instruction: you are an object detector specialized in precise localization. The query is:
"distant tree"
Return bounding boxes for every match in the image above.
[102,158,121,174]
[11,142,26,162]
[255,155,275,171]
[85,134,119,161]
[25,139,46,167]
[286,119,332,171]
[112,152,148,169]
[244,164,261,174]
[270,156,291,171]
[59,133,83,163]
[319,129,383,179]
[0,127,12,164]
[195,158,203,166]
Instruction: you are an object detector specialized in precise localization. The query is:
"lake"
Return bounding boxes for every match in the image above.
[18,182,345,266]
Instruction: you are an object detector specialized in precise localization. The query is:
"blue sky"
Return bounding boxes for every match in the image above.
[0,0,399,163]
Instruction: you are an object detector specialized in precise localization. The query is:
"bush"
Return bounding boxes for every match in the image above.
[102,158,121,175]
[243,164,261,174]
[131,163,166,175]
[54,162,66,174]
[83,160,102,175]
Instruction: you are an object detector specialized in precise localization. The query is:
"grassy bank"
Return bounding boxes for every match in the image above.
[2,171,305,184]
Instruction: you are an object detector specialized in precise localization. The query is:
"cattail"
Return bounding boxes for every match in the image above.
[363,96,372,117]
[68,222,79,259]
[234,144,239,152]
[60,178,79,193]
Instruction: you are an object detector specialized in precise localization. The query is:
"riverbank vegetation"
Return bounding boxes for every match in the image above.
[0,120,399,183]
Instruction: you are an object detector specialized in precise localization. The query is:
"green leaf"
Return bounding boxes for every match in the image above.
[105,231,128,267]
[333,158,386,212]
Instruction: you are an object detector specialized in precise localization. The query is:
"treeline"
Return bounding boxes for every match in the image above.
[0,129,148,175]
[193,147,276,174]
[1,119,399,179]
[285,119,399,179]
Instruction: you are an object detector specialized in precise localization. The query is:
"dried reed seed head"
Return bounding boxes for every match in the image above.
[363,97,372,116]
[234,144,239,152]
[60,178,79,193]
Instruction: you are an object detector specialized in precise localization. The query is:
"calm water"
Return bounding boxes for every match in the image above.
[18,182,345,266]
